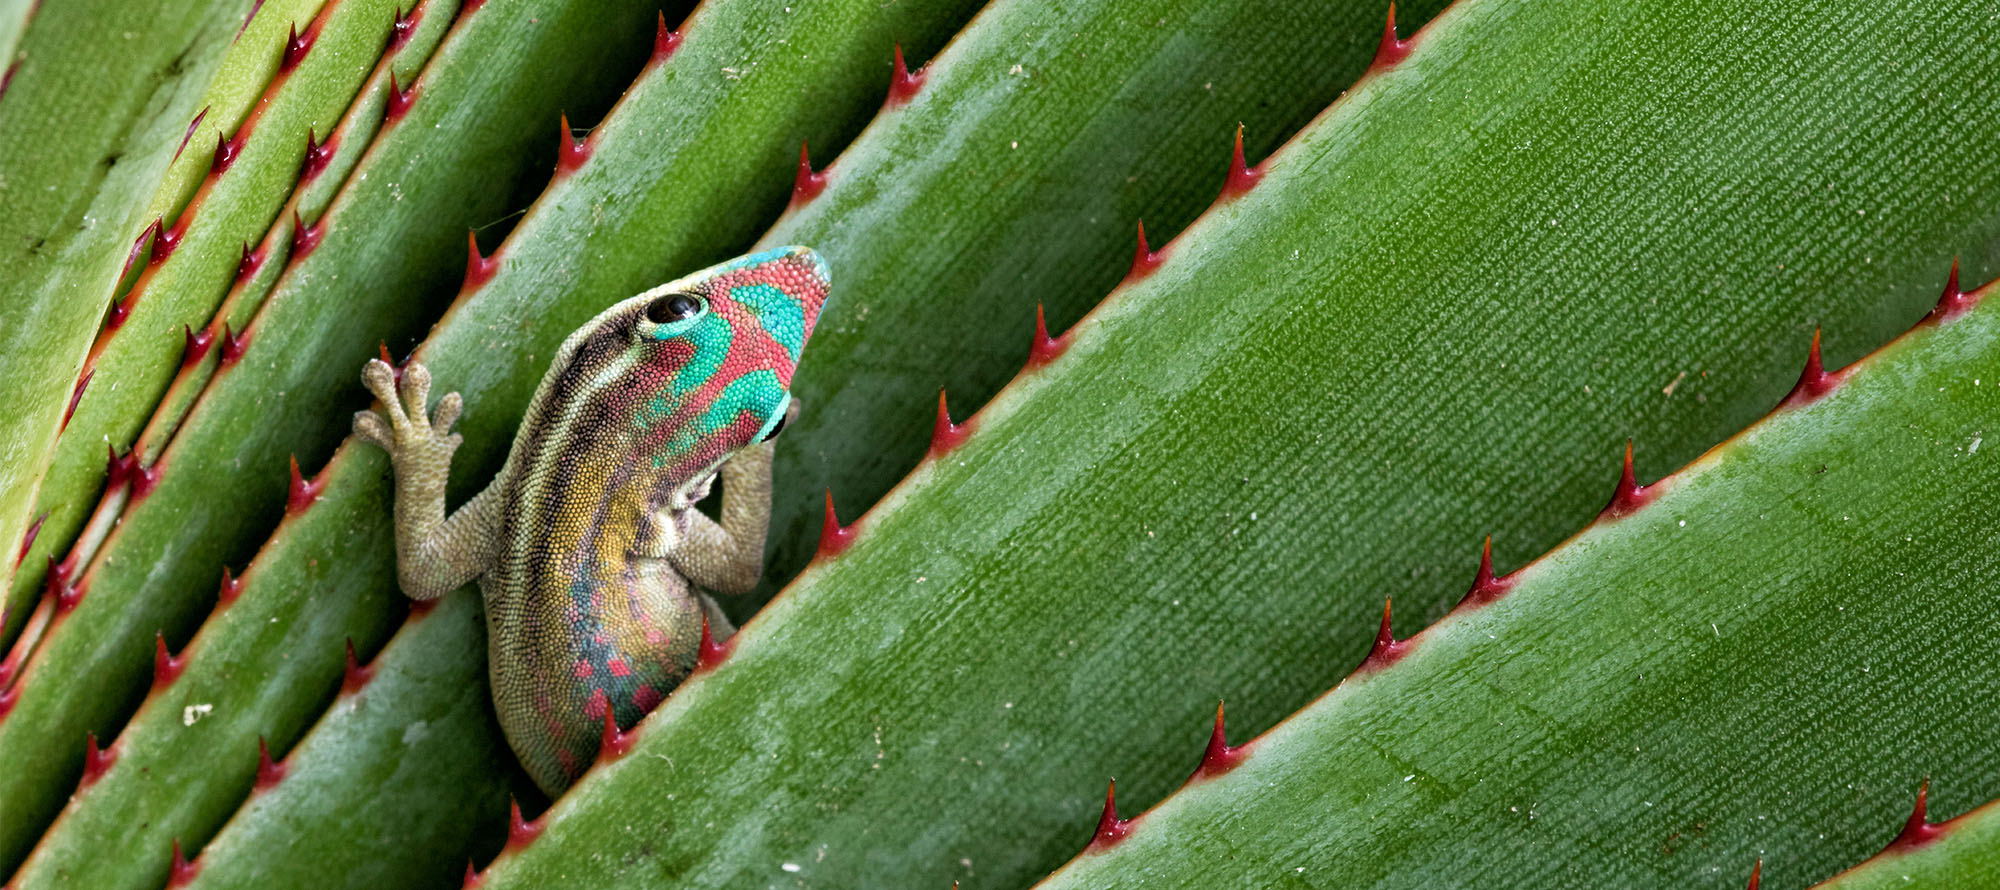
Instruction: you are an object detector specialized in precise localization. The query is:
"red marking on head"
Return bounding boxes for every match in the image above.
[300,130,335,182]
[1371,2,1412,72]
[1360,598,1410,671]
[281,22,315,71]
[886,44,925,107]
[1456,537,1514,609]
[343,638,374,693]
[607,658,632,677]
[556,114,591,175]
[0,685,18,721]
[1089,779,1132,850]
[697,614,733,671]
[154,633,185,690]
[255,736,286,790]
[1782,329,1841,408]
[290,211,324,259]
[16,512,47,568]
[386,73,417,123]
[220,323,250,367]
[652,12,682,62]
[1924,259,1975,325]
[506,798,544,851]
[213,131,241,174]
[1125,220,1164,284]
[1745,860,1761,890]
[1026,303,1068,370]
[463,231,498,291]
[930,390,971,458]
[63,369,93,432]
[791,141,827,207]
[598,705,634,762]
[217,566,243,608]
[1190,701,1246,781]
[182,324,216,369]
[1219,125,1261,201]
[1598,441,1657,520]
[633,683,662,711]
[167,839,199,887]
[121,219,161,282]
[817,489,856,560]
[1888,780,1945,852]
[462,860,483,888]
[81,732,115,787]
[287,455,325,514]
[236,243,265,284]
[174,108,210,162]
[390,6,420,48]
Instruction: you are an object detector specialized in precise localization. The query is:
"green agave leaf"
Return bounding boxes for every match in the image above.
[0,0,658,872]
[1031,286,1999,888]
[474,0,2000,887]
[6,0,411,625]
[184,589,509,890]
[1811,796,2000,889]
[0,0,305,638]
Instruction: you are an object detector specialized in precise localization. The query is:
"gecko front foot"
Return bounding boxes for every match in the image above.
[353,358,463,484]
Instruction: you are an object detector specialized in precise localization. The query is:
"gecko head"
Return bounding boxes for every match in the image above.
[584,246,832,501]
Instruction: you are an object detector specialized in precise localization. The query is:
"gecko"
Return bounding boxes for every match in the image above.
[353,246,832,794]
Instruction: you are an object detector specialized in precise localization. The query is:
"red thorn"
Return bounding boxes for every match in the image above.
[1025,303,1068,369]
[167,839,199,887]
[1125,220,1164,284]
[55,576,84,615]
[107,445,135,489]
[213,131,241,173]
[45,553,75,596]
[64,369,94,431]
[652,12,681,62]
[0,651,12,691]
[16,512,48,568]
[929,390,970,458]
[886,43,925,107]
[155,217,187,263]
[697,613,733,671]
[219,323,250,367]
[816,489,856,559]
[287,455,325,514]
[281,22,314,71]
[1782,329,1839,408]
[0,60,12,99]
[236,0,266,39]
[342,638,374,693]
[0,685,18,721]
[791,141,827,207]
[182,324,216,368]
[1746,860,1761,890]
[390,6,419,48]
[121,219,161,281]
[217,566,243,607]
[236,242,265,284]
[1925,259,1974,325]
[556,114,591,174]
[1090,779,1132,850]
[1888,779,1945,852]
[1219,124,1261,200]
[81,732,115,786]
[129,457,162,501]
[462,860,482,888]
[1370,2,1412,71]
[300,129,334,182]
[1190,701,1246,780]
[255,736,286,790]
[1360,598,1411,671]
[154,632,185,690]
[385,73,417,123]
[463,0,486,12]
[1599,441,1656,519]
[1457,536,1514,608]
[462,231,499,290]
[174,107,210,161]
[506,798,543,851]
[290,211,324,259]
[597,698,634,762]
[107,294,135,331]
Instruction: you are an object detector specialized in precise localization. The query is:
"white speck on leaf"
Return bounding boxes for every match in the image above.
[183,703,213,726]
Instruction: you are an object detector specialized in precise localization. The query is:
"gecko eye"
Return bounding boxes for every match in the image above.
[646,293,703,324]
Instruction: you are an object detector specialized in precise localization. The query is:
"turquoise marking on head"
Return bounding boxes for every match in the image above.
[729,283,806,362]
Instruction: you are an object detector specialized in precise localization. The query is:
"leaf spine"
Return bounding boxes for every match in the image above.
[1455,536,1513,608]
[929,390,970,457]
[556,114,591,175]
[167,839,199,887]
[506,798,544,851]
[1597,440,1657,519]
[652,12,682,62]
[1025,303,1068,369]
[462,231,499,291]
[182,324,216,368]
[1190,701,1246,780]
[342,638,374,692]
[154,632,186,689]
[1371,2,1413,71]
[1125,220,1163,284]
[81,732,115,786]
[255,735,286,789]
[1089,779,1132,850]
[287,455,326,514]
[1924,259,1974,325]
[816,489,856,559]
[1219,124,1261,201]
[1886,779,1944,852]
[16,512,47,568]
[886,43,926,106]
[1359,598,1410,671]
[791,141,827,207]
